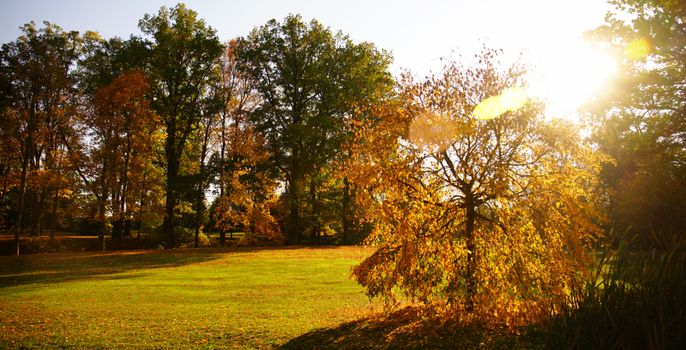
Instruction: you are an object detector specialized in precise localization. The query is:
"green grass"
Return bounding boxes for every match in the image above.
[0,246,380,349]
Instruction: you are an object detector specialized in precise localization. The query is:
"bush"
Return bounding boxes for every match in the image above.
[545,237,686,349]
[155,225,210,247]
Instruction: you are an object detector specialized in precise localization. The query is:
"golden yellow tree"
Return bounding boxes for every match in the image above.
[353,49,607,327]
[213,124,283,246]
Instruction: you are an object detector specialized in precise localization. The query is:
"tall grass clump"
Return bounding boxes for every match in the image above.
[546,235,686,349]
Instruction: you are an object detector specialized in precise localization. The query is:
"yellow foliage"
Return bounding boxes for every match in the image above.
[352,50,607,328]
[214,172,284,245]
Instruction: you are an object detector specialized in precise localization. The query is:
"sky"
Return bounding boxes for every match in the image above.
[1,0,612,76]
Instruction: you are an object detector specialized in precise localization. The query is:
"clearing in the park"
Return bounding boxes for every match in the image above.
[0,246,380,349]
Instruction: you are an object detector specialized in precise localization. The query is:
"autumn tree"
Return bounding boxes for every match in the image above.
[213,124,282,245]
[210,40,273,245]
[586,0,686,245]
[234,15,393,243]
[139,4,223,248]
[90,71,159,240]
[0,22,82,254]
[352,50,606,326]
[73,33,163,249]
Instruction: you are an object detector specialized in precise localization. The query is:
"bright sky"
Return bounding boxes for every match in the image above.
[1,0,616,118]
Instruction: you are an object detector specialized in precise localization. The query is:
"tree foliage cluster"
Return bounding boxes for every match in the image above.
[587,0,686,246]
[0,5,395,252]
[351,52,607,326]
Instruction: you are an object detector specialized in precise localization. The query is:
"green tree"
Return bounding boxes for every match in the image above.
[234,14,393,243]
[79,33,148,95]
[139,4,223,248]
[587,0,686,245]
[353,50,607,326]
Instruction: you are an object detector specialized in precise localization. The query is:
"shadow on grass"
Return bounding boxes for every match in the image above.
[280,307,538,350]
[0,245,366,289]
[0,249,221,288]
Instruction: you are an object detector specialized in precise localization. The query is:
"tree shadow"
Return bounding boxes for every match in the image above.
[280,307,537,350]
[0,249,221,288]
[0,245,367,289]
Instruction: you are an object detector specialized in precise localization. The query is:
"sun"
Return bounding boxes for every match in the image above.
[526,38,617,121]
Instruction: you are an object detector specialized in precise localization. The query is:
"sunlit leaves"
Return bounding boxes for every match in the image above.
[89,70,162,237]
[0,21,82,240]
[408,111,460,149]
[353,48,607,327]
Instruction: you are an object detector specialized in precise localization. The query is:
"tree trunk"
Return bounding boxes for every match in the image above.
[163,122,178,249]
[137,216,142,240]
[342,177,351,245]
[15,113,37,255]
[35,174,46,237]
[194,226,200,248]
[219,115,227,247]
[136,168,148,241]
[116,141,131,240]
[124,219,131,238]
[309,177,319,245]
[51,184,59,239]
[16,153,29,256]
[464,191,477,311]
[98,157,110,252]
[163,172,176,249]
[112,218,123,240]
[50,160,61,240]
[287,176,301,244]
[98,197,107,252]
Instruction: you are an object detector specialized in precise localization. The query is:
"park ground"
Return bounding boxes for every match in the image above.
[0,246,536,349]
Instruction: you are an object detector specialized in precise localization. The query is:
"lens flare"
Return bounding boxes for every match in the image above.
[473,87,528,120]
[408,111,459,147]
[624,38,651,60]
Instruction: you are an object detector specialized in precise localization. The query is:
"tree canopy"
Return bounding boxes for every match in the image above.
[234,14,394,243]
[138,4,223,248]
[586,0,686,245]
[353,50,607,326]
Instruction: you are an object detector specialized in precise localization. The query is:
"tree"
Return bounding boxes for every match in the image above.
[234,14,393,243]
[213,128,283,246]
[75,33,160,249]
[139,4,223,248]
[90,70,158,240]
[79,33,149,95]
[0,21,81,254]
[352,50,606,326]
[211,40,267,245]
[586,0,686,245]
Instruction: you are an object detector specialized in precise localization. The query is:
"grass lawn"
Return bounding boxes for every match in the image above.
[0,246,380,349]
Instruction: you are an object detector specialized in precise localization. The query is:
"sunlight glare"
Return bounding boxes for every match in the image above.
[526,39,617,121]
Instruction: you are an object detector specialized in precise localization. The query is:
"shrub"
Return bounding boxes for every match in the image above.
[546,237,686,349]
[155,225,210,247]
